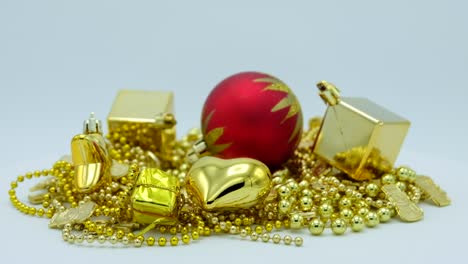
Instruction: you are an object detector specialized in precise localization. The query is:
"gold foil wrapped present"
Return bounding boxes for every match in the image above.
[312,81,410,181]
[131,168,180,225]
[108,90,176,165]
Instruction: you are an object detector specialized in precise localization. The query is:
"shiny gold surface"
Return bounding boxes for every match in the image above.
[131,168,180,225]
[107,90,176,165]
[71,134,110,193]
[313,82,410,180]
[185,156,272,211]
[414,176,451,207]
[382,184,423,222]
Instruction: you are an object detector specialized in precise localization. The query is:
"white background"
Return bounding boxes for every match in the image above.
[0,0,466,263]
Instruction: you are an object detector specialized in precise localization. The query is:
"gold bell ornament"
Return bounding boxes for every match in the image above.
[71,113,111,193]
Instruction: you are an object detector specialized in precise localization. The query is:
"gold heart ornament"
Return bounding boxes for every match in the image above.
[185,156,272,211]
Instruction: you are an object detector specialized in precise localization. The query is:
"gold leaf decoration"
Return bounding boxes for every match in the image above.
[202,110,232,153]
[254,76,302,142]
[49,201,97,228]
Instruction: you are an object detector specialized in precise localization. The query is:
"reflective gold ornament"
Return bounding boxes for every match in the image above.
[313,81,410,181]
[131,168,180,225]
[185,156,272,211]
[72,113,111,193]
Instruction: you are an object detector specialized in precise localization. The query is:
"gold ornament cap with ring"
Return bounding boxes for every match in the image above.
[312,81,410,181]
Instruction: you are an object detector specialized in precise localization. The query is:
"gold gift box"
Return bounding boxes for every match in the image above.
[131,168,180,225]
[107,90,176,164]
[312,81,410,180]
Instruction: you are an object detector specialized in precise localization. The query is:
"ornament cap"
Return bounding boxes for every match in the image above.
[154,112,177,128]
[83,112,102,134]
[317,81,341,106]
[186,139,207,164]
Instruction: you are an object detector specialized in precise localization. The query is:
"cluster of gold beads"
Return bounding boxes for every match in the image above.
[8,123,427,248]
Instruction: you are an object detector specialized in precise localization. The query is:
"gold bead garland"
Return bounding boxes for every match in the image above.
[7,117,447,248]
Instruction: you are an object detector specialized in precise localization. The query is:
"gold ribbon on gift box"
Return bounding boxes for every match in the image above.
[131,168,180,226]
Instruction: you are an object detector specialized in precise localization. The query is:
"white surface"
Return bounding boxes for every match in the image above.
[0,0,467,263]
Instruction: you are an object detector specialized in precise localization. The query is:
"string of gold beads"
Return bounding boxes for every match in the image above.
[8,126,426,247]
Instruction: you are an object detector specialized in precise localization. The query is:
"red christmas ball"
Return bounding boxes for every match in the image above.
[201,71,303,168]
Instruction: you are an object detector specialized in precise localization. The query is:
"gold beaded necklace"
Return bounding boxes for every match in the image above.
[8,115,448,248]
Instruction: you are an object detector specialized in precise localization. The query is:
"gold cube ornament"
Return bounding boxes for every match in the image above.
[131,168,180,225]
[107,90,176,164]
[312,81,410,181]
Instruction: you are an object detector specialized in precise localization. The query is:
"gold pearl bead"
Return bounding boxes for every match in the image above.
[76,235,84,243]
[300,197,313,211]
[203,227,211,236]
[366,183,379,197]
[110,236,118,244]
[134,238,143,247]
[158,237,167,246]
[381,174,396,185]
[290,213,303,229]
[116,230,125,239]
[302,189,313,197]
[261,233,270,242]
[255,226,263,234]
[340,208,354,220]
[339,197,352,208]
[278,185,291,198]
[278,199,291,214]
[286,181,299,194]
[98,235,106,244]
[272,234,281,244]
[396,181,406,191]
[319,203,334,218]
[358,207,369,217]
[265,222,274,232]
[240,229,248,238]
[351,215,365,232]
[86,235,95,243]
[146,236,155,246]
[213,224,222,233]
[378,207,391,222]
[283,235,292,245]
[396,166,416,182]
[294,237,303,246]
[274,220,282,229]
[365,212,380,227]
[331,218,347,235]
[308,218,325,236]
[250,232,259,241]
[191,231,200,240]
[182,234,190,244]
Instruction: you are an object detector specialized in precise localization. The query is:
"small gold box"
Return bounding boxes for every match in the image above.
[131,168,180,225]
[107,90,176,163]
[313,82,410,180]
